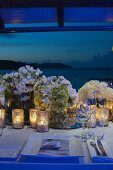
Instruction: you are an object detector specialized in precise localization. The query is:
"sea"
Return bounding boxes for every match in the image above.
[0,68,113,90]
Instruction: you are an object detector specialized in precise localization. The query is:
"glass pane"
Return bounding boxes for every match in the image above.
[0,31,113,90]
[0,8,57,24]
[64,7,113,22]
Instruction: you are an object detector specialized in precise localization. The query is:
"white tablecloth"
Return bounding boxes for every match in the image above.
[1,122,113,163]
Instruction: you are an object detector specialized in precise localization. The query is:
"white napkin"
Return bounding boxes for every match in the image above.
[87,139,113,163]
[41,140,61,150]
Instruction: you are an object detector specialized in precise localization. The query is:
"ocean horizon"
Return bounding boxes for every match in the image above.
[0,68,113,90]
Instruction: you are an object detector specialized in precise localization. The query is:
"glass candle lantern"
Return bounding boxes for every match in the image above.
[0,109,6,128]
[105,100,113,121]
[101,108,109,126]
[96,107,109,126]
[96,106,103,126]
[37,110,49,132]
[67,106,74,113]
[12,109,24,129]
[105,100,113,110]
[29,109,38,128]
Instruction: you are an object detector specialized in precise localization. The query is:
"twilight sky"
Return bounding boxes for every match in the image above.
[0,28,113,65]
[0,7,113,66]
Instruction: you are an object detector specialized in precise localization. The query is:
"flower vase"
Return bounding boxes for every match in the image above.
[49,109,82,129]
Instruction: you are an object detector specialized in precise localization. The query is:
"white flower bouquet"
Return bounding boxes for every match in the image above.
[78,80,108,101]
[1,65,42,123]
[34,76,79,129]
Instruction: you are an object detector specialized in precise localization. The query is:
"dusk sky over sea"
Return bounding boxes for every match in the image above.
[0,28,113,65]
[0,7,113,88]
[0,7,113,66]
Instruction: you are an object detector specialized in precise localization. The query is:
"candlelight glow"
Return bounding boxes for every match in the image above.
[12,109,24,129]
[29,109,38,128]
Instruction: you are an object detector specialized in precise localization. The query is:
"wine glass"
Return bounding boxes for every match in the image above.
[89,118,105,142]
[76,100,93,142]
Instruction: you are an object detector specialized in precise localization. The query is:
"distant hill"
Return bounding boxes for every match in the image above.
[0,60,71,69]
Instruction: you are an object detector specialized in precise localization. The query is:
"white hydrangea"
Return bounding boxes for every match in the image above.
[68,86,77,99]
[34,75,78,105]
[0,85,5,94]
[78,80,110,100]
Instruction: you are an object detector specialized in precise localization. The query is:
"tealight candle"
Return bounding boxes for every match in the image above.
[67,104,77,114]
[105,100,113,121]
[0,109,6,128]
[105,100,113,110]
[101,108,109,126]
[37,110,49,132]
[29,109,38,128]
[96,107,109,126]
[67,107,74,113]
[12,109,24,129]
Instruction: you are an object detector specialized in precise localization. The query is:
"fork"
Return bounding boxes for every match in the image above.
[90,140,101,156]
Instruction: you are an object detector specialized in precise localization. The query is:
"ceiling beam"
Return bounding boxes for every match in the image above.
[57,7,64,27]
[0,0,113,8]
[0,16,5,30]
[0,26,113,33]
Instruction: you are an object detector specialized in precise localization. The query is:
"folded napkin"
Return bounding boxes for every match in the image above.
[87,139,113,163]
[41,140,61,150]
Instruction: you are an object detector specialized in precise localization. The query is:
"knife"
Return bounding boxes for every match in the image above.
[97,139,108,156]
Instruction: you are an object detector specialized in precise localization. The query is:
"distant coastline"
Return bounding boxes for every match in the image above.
[0,60,71,69]
[0,60,113,71]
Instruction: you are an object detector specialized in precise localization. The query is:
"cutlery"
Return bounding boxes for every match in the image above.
[90,140,101,156]
[97,139,108,156]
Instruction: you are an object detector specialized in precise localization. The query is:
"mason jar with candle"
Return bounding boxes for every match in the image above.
[29,109,38,128]
[0,109,6,128]
[101,107,109,126]
[96,106,109,126]
[12,109,24,129]
[37,110,49,132]
[105,100,113,121]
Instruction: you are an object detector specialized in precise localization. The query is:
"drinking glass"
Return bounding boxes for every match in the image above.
[76,100,94,141]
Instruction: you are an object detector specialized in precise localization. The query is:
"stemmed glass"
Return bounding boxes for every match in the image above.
[76,99,95,142]
[89,115,105,142]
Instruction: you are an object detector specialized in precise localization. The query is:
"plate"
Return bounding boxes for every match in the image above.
[20,133,84,157]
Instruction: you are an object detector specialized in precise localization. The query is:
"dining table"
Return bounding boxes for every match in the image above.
[0,122,113,170]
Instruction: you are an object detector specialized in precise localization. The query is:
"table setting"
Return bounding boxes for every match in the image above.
[0,65,112,166]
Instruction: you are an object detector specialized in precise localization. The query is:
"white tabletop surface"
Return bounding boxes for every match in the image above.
[0,122,113,164]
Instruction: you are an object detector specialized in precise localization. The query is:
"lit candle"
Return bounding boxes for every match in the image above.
[0,109,6,128]
[101,108,109,126]
[29,109,38,128]
[96,107,109,126]
[105,100,113,110]
[105,100,113,121]
[67,107,74,113]
[96,107,102,126]
[37,110,49,132]
[12,109,24,129]
[67,104,77,113]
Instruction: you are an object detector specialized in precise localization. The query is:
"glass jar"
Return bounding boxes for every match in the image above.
[37,110,49,132]
[12,109,24,129]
